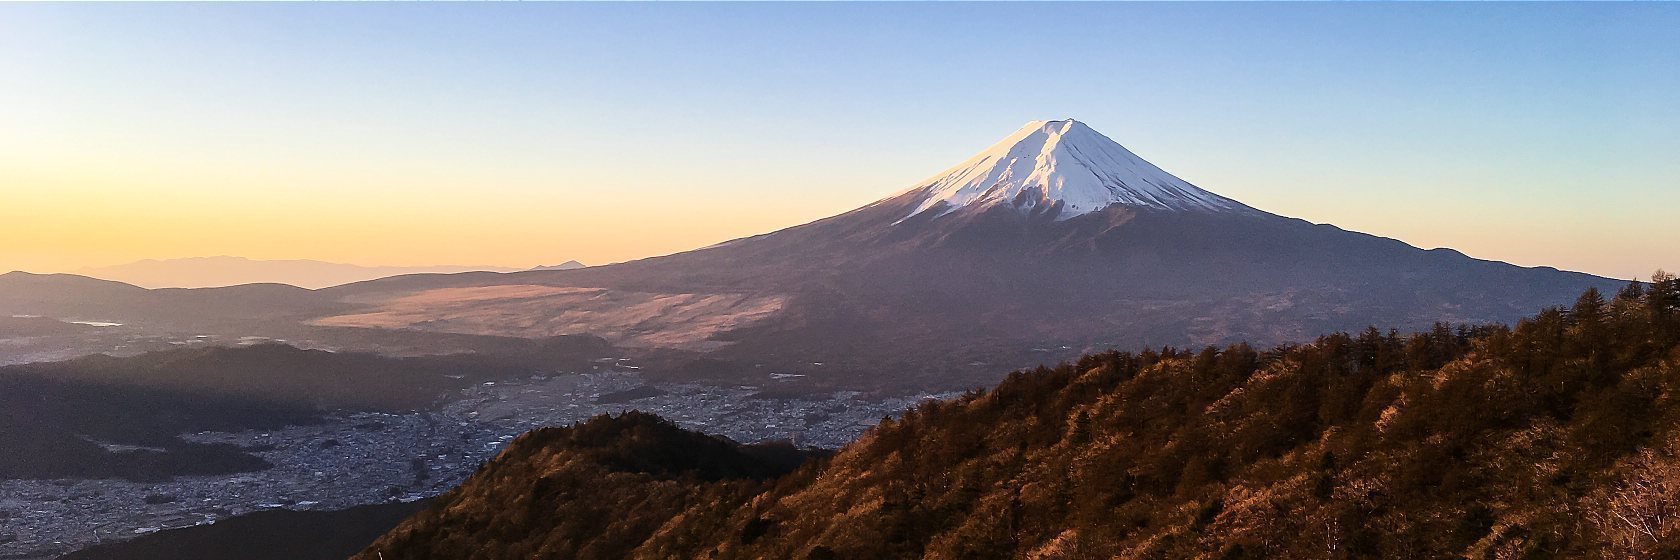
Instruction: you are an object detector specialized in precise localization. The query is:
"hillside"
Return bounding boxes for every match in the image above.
[361,411,827,560]
[359,273,1680,559]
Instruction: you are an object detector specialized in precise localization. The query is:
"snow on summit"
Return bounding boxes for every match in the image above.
[902,119,1256,220]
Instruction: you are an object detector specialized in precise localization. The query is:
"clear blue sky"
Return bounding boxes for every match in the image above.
[2,2,1676,279]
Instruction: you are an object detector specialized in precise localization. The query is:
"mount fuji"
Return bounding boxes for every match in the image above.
[290,118,1617,386]
[901,119,1256,220]
[0,119,1623,389]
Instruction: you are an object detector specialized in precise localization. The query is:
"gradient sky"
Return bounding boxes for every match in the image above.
[3,3,1676,280]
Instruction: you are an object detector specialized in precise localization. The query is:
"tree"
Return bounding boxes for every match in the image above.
[1570,288,1606,325]
[1586,440,1680,558]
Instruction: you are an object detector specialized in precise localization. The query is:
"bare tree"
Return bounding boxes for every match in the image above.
[1587,443,1680,558]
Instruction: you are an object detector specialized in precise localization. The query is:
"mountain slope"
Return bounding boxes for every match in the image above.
[359,279,1680,559]
[318,119,1620,387]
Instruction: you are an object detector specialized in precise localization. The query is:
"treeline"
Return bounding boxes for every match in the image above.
[359,272,1680,559]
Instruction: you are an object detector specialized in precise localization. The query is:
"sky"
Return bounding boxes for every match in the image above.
[2,3,1676,280]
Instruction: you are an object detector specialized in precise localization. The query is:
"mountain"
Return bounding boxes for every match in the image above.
[311,119,1623,388]
[357,281,1680,559]
[72,256,520,289]
[0,119,1627,388]
[903,119,1257,219]
[0,271,344,330]
[530,260,587,271]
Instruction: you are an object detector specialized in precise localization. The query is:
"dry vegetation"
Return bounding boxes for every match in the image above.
[313,285,787,351]
[359,273,1680,559]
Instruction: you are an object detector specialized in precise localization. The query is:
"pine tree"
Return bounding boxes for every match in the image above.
[1570,287,1606,326]
[1650,270,1679,346]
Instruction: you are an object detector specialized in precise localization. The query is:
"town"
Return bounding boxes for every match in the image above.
[0,370,957,559]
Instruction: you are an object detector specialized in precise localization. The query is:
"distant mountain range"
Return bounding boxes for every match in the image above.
[529,260,588,271]
[0,119,1626,389]
[70,256,524,289]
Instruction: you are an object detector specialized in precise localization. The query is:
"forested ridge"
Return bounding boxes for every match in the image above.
[359,272,1680,559]
[0,342,571,481]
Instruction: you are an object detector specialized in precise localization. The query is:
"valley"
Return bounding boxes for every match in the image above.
[0,368,954,559]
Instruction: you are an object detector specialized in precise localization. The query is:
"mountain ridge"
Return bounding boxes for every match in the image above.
[68,256,522,289]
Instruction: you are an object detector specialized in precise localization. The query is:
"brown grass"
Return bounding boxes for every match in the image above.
[310,285,787,351]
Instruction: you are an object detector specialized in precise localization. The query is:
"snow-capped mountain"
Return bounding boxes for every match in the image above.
[298,118,1616,387]
[2,118,1624,390]
[901,119,1257,221]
